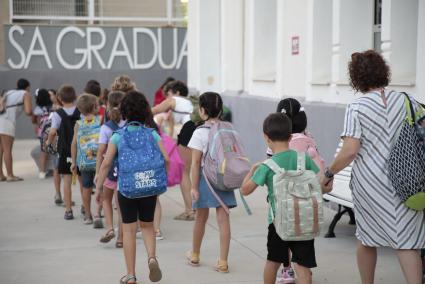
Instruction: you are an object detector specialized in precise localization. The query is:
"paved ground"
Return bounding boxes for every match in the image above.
[0,140,405,284]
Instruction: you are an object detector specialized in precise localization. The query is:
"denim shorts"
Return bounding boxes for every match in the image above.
[80,170,95,189]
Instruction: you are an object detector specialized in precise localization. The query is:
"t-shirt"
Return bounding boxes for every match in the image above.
[50,106,77,129]
[251,150,320,224]
[98,120,126,144]
[187,127,209,154]
[173,96,193,124]
[110,126,161,151]
[2,89,26,124]
[154,88,166,106]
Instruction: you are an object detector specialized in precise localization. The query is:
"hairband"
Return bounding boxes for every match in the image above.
[281,107,305,114]
[299,107,305,112]
[34,88,40,97]
[281,109,286,114]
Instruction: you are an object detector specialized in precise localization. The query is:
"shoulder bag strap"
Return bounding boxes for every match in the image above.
[297,152,306,171]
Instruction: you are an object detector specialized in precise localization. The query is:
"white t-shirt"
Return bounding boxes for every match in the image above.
[50,106,77,129]
[172,96,193,124]
[2,90,26,124]
[188,127,210,155]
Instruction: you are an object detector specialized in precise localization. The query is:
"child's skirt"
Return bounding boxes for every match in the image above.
[193,171,237,209]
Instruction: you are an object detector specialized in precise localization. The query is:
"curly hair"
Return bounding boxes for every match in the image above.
[348,50,391,93]
[111,75,136,94]
[120,91,157,130]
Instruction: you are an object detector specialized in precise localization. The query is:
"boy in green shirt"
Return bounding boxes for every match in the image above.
[241,113,319,284]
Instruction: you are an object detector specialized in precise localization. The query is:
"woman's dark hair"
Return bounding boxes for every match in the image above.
[276,98,307,133]
[263,113,292,141]
[120,91,158,130]
[348,50,391,93]
[36,89,52,108]
[17,78,30,90]
[48,89,56,95]
[199,92,223,119]
[168,81,188,97]
[161,77,175,89]
[84,79,101,97]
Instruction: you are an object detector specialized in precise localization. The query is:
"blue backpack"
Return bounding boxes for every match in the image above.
[76,115,101,171]
[104,120,120,182]
[117,122,167,198]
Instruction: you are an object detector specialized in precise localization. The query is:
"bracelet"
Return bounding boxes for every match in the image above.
[324,167,334,179]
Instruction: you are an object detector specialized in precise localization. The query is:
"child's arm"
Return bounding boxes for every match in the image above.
[70,123,79,174]
[241,163,262,196]
[190,149,202,201]
[157,140,170,172]
[46,127,57,146]
[95,142,117,205]
[95,143,107,182]
[152,97,176,115]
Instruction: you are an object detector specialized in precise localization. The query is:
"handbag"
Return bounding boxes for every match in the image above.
[388,93,425,210]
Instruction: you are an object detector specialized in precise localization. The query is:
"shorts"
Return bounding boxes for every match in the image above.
[58,155,72,175]
[103,178,117,190]
[52,155,59,169]
[80,170,95,188]
[118,192,157,224]
[0,116,15,137]
[177,120,196,146]
[267,223,317,268]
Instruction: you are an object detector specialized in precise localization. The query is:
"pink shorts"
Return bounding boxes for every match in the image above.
[103,178,117,190]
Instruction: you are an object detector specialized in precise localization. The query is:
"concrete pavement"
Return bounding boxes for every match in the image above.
[0,140,405,284]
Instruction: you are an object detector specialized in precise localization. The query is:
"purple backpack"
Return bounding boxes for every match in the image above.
[202,121,251,191]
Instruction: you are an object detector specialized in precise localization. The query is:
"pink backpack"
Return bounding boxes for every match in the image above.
[290,133,325,174]
[160,133,184,187]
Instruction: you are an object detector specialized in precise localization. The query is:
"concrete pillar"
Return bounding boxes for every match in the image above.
[0,0,10,65]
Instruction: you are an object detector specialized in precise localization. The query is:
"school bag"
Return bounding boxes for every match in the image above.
[117,122,167,198]
[104,120,120,182]
[76,115,101,171]
[36,107,51,138]
[40,116,58,155]
[388,93,425,211]
[160,133,184,187]
[57,108,80,158]
[264,152,324,241]
[290,133,325,174]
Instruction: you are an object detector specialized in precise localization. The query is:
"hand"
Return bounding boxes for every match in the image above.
[95,190,103,206]
[320,175,334,194]
[70,163,77,175]
[94,174,98,185]
[45,140,51,147]
[191,188,200,202]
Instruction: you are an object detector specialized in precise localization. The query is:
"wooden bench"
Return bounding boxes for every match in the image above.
[323,141,356,238]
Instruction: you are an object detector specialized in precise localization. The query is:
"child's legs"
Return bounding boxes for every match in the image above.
[0,134,14,177]
[62,174,72,211]
[216,206,231,262]
[136,195,158,258]
[293,263,312,284]
[396,249,422,284]
[140,221,156,258]
[115,191,123,241]
[82,187,92,218]
[0,136,4,177]
[103,186,115,230]
[39,151,47,173]
[264,261,281,284]
[154,197,162,232]
[192,208,209,254]
[81,171,95,218]
[178,145,193,213]
[53,169,61,195]
[356,242,377,284]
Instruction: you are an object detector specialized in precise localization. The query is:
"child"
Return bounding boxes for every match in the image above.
[32,88,53,179]
[241,113,320,284]
[186,92,236,273]
[46,85,80,220]
[96,91,168,283]
[95,91,125,246]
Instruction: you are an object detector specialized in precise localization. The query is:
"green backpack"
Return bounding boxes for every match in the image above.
[264,153,323,241]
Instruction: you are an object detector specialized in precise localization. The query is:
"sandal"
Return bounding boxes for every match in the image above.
[174,211,195,221]
[214,260,229,273]
[100,228,115,243]
[0,176,6,182]
[6,176,23,182]
[119,275,137,284]
[186,251,200,266]
[148,257,162,282]
[115,241,123,248]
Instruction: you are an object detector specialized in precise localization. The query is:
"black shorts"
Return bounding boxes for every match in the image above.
[267,224,317,268]
[58,155,72,175]
[118,192,157,224]
[177,120,197,146]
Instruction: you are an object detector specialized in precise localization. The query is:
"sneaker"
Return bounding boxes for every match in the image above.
[64,210,74,220]
[80,205,85,216]
[156,230,164,241]
[54,194,63,205]
[83,217,93,225]
[277,267,295,284]
[93,217,104,229]
[38,172,46,179]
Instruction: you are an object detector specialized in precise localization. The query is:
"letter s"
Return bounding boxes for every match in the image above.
[7,25,26,69]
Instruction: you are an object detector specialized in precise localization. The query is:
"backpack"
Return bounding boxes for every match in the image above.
[76,115,101,171]
[57,108,81,157]
[160,133,184,186]
[202,121,251,191]
[290,133,325,174]
[117,122,167,198]
[40,116,58,155]
[388,93,425,211]
[264,152,323,241]
[104,120,120,182]
[36,107,51,138]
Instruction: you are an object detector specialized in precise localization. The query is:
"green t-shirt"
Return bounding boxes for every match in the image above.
[251,150,320,224]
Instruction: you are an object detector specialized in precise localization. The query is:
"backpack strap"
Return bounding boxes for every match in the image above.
[263,159,285,174]
[105,120,119,131]
[297,152,306,171]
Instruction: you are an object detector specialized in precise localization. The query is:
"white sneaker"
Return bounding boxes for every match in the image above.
[83,217,93,225]
[38,172,46,179]
[156,230,164,241]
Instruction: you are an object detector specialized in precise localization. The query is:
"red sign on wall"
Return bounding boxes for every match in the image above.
[291,36,299,55]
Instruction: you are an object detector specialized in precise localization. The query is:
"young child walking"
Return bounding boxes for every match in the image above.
[241,113,320,284]
[71,94,102,225]
[46,85,80,220]
[186,92,237,273]
[96,91,169,284]
[95,91,126,247]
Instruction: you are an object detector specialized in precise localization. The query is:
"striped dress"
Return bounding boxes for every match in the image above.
[342,90,425,249]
